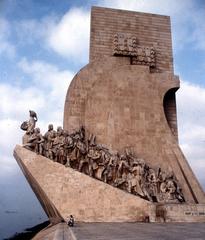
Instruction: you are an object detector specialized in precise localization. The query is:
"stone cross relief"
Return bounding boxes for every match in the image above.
[113,33,156,68]
[20,111,185,204]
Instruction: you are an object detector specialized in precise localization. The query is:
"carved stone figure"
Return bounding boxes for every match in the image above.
[53,126,66,164]
[44,124,56,160]
[104,153,118,185]
[21,119,185,204]
[76,139,87,173]
[86,146,98,176]
[27,110,38,134]
[64,131,75,167]
[147,169,158,202]
[166,179,177,201]
[20,110,38,144]
[129,162,145,196]
[23,128,44,154]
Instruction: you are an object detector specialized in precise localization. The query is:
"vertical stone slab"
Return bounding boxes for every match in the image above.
[90,6,173,73]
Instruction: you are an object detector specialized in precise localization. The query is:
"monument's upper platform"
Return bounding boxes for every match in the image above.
[90,6,173,73]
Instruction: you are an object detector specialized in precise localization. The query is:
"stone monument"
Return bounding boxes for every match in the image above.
[14,6,205,224]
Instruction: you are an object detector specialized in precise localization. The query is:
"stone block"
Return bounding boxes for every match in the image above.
[14,145,156,222]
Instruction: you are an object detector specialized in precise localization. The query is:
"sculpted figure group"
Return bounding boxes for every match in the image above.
[21,111,185,203]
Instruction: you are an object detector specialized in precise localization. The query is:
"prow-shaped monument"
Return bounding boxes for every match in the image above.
[14,6,205,224]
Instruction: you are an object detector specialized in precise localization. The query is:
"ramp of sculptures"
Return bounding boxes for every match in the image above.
[14,145,155,222]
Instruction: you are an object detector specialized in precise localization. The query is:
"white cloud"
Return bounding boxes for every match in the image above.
[15,8,90,64]
[18,58,74,124]
[177,81,205,129]
[0,82,47,175]
[190,8,205,51]
[0,18,15,58]
[15,15,57,46]
[0,83,45,119]
[177,81,205,188]
[47,8,90,63]
[99,0,205,53]
[0,59,74,176]
[101,0,191,14]
[0,119,22,174]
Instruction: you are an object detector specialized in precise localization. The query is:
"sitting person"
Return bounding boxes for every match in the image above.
[67,215,74,227]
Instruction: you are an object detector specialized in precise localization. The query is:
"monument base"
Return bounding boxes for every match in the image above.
[156,203,205,222]
[14,145,205,223]
[14,145,155,222]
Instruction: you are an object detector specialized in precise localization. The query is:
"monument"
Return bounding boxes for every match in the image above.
[14,6,205,225]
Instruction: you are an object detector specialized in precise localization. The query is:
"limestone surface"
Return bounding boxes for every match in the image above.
[14,6,205,226]
[14,145,155,222]
[64,6,205,205]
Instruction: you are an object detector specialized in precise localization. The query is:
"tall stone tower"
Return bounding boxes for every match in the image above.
[64,6,205,204]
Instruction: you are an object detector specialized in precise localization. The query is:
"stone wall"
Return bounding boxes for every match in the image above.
[156,204,205,222]
[90,6,173,73]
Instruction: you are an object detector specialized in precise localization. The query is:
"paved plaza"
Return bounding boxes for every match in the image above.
[71,223,205,240]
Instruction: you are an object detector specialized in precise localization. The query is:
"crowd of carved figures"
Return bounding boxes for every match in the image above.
[21,111,185,203]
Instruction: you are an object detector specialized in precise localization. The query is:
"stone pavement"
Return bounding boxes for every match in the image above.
[71,223,205,240]
[33,222,205,239]
[32,223,73,240]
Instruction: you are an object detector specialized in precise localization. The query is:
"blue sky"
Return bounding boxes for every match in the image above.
[0,0,205,237]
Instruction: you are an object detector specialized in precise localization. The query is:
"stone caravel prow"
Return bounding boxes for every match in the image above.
[14,145,155,222]
[14,6,205,224]
[14,145,205,223]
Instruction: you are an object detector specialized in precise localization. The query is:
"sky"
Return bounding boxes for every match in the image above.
[0,0,205,237]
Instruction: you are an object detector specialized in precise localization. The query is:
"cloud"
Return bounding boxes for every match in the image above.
[18,58,74,117]
[47,8,90,63]
[177,81,205,188]
[0,119,22,174]
[0,83,45,119]
[14,8,90,64]
[0,82,46,174]
[0,59,74,175]
[14,15,57,46]
[177,81,205,129]
[190,8,205,51]
[101,0,193,15]
[12,1,205,65]
[99,0,205,53]
[0,18,16,58]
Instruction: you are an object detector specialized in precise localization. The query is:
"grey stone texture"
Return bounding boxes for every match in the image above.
[89,7,173,74]
[14,145,155,223]
[33,222,205,240]
[33,223,74,240]
[71,222,205,240]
